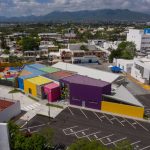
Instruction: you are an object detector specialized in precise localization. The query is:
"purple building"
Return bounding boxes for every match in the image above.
[60,75,111,110]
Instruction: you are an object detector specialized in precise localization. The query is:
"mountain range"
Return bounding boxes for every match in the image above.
[0,9,150,23]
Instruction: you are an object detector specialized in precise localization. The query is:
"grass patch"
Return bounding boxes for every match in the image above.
[28,95,39,101]
[9,89,21,93]
[46,103,63,109]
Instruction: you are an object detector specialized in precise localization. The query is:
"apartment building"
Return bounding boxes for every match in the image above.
[127,28,150,52]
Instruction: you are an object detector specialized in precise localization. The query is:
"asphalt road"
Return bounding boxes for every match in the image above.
[21,107,150,149]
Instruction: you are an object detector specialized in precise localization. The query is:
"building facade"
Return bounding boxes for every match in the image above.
[0,99,21,122]
[131,58,150,84]
[127,28,150,52]
[60,75,111,110]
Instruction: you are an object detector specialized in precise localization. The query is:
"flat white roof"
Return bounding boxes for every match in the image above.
[117,59,134,64]
[52,62,121,83]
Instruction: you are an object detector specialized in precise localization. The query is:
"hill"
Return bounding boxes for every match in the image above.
[0,9,150,23]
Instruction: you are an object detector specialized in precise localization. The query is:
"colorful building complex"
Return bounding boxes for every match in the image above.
[0,67,20,81]
[16,63,144,119]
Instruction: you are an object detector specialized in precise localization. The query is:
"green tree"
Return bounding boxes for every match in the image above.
[8,121,51,150]
[3,49,10,54]
[68,139,107,150]
[22,134,46,150]
[0,35,7,49]
[39,127,54,147]
[9,56,22,63]
[80,45,89,51]
[19,36,39,51]
[8,121,20,149]
[109,41,136,62]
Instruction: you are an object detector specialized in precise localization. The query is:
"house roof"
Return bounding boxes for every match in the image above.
[28,63,46,69]
[103,85,144,107]
[26,76,52,85]
[44,82,60,90]
[51,70,75,78]
[19,65,45,79]
[40,67,60,73]
[19,70,32,76]
[0,100,14,111]
[42,70,75,81]
[61,74,110,87]
[52,62,121,83]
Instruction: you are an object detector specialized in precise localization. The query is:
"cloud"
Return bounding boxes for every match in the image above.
[0,0,150,17]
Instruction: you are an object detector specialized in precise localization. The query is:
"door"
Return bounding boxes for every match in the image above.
[82,101,85,107]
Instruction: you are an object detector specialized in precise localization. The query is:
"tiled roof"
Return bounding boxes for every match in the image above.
[50,70,75,78]
[42,71,75,81]
[0,100,14,111]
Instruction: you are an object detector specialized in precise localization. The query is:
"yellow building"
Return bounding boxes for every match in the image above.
[101,101,144,118]
[101,85,144,118]
[24,76,53,97]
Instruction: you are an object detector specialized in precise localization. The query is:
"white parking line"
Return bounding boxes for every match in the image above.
[98,134,114,140]
[74,129,89,136]
[134,120,149,132]
[94,135,98,139]
[93,112,102,122]
[140,145,150,150]
[99,116,105,119]
[131,141,141,145]
[80,109,88,119]
[105,137,127,146]
[20,121,27,128]
[20,123,47,131]
[68,107,74,115]
[111,116,124,126]
[120,120,126,123]
[103,113,113,124]
[110,118,116,121]
[77,131,101,139]
[63,126,78,131]
[124,118,136,129]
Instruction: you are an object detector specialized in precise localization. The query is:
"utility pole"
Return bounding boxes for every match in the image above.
[48,101,50,122]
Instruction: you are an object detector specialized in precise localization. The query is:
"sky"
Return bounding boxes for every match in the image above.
[0,0,150,17]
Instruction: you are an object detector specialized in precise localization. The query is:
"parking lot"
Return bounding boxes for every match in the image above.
[21,106,150,149]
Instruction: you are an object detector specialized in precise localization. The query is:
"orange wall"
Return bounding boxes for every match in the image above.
[101,101,144,118]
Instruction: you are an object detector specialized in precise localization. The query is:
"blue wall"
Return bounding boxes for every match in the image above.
[144,28,150,34]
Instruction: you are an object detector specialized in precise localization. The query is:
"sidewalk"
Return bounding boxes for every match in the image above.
[125,73,150,91]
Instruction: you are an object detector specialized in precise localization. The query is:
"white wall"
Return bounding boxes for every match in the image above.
[0,123,10,150]
[127,29,150,52]
[127,29,143,51]
[0,101,21,122]
[131,66,146,83]
[116,59,134,73]
[72,56,99,63]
